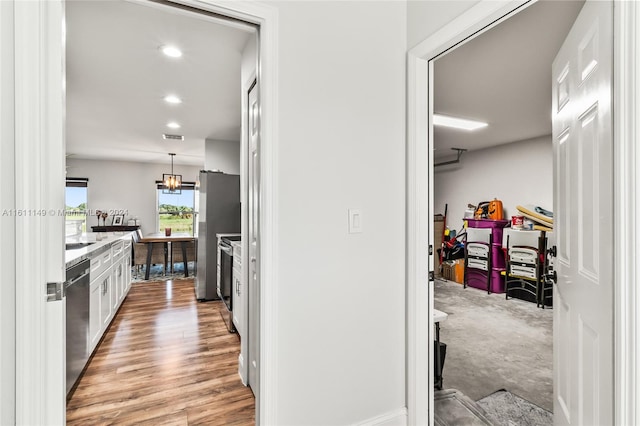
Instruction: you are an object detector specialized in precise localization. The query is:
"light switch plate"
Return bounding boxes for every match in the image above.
[348,209,363,234]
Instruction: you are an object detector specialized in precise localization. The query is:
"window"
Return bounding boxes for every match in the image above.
[66,178,88,236]
[156,181,196,235]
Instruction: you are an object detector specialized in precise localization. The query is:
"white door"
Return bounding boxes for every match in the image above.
[247,79,261,402]
[551,1,613,425]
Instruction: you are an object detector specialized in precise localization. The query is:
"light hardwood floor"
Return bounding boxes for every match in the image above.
[67,279,255,425]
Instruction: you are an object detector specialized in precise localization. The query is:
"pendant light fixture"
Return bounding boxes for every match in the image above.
[163,153,182,194]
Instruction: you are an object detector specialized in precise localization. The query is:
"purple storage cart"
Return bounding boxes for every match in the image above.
[466,269,489,291]
[464,218,508,294]
[464,218,509,242]
[491,268,506,293]
[491,244,505,269]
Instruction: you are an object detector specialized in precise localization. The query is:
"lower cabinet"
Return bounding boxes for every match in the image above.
[89,267,113,352]
[89,275,102,352]
[100,272,112,328]
[86,236,133,354]
[111,259,122,313]
[232,265,243,335]
[124,240,132,293]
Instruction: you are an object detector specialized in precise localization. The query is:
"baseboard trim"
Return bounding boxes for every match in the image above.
[354,407,407,426]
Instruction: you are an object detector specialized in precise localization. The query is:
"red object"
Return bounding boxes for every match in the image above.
[165,228,172,236]
[511,215,524,228]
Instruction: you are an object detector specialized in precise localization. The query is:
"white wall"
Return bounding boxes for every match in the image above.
[271,1,406,424]
[66,158,201,235]
[434,136,553,232]
[407,0,479,48]
[204,139,240,174]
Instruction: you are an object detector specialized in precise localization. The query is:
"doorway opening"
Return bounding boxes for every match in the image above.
[406,0,622,425]
[431,0,583,417]
[63,0,263,423]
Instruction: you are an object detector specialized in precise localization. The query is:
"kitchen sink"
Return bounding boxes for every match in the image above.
[65,242,95,250]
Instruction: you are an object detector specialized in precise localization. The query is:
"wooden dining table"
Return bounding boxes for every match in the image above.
[139,232,196,281]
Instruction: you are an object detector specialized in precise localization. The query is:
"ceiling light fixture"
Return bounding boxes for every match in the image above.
[164,95,182,104]
[433,114,488,131]
[167,122,181,129]
[161,45,182,58]
[163,153,182,194]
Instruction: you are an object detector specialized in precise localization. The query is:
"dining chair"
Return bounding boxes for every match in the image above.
[170,240,197,273]
[132,241,167,278]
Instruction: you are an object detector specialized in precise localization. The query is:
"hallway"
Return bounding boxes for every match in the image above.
[66,279,254,425]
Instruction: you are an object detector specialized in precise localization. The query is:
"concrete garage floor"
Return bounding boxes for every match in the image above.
[434,278,553,412]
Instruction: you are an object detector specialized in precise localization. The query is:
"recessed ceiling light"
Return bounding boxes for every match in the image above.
[161,45,182,58]
[433,114,488,131]
[164,95,182,104]
[167,122,181,129]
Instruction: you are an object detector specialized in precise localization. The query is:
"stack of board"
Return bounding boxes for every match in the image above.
[515,204,553,232]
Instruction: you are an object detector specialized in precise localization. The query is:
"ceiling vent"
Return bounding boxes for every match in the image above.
[163,133,184,141]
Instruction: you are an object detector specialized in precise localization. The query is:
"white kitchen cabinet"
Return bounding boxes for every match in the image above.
[123,240,132,293]
[89,276,102,352]
[88,245,111,351]
[111,240,124,313]
[232,241,243,336]
[68,233,135,378]
[99,271,112,328]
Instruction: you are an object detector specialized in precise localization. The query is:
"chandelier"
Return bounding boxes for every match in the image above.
[163,153,182,194]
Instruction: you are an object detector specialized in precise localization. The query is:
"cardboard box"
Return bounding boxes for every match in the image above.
[442,259,464,284]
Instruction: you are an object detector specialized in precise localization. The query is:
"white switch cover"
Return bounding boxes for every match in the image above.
[348,209,363,234]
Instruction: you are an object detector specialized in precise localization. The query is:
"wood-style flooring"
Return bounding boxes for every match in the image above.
[67,279,255,425]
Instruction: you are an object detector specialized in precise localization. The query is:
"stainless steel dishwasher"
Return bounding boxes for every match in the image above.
[65,258,90,395]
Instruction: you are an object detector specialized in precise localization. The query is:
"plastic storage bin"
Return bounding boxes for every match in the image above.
[466,269,489,291]
[466,267,506,293]
[491,243,505,269]
[491,267,506,293]
[464,218,509,244]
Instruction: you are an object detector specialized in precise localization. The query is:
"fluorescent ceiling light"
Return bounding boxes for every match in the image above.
[167,122,181,129]
[164,95,182,104]
[161,45,182,58]
[433,114,488,131]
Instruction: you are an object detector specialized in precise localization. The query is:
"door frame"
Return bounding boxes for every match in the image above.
[0,2,16,424]
[12,1,279,425]
[406,1,639,425]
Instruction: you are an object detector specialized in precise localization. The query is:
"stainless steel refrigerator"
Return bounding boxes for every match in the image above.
[195,171,241,300]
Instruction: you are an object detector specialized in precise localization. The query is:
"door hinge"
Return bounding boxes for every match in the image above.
[429,245,433,255]
[46,282,65,302]
[429,271,435,281]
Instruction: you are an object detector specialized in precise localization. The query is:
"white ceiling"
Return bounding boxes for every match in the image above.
[65,0,254,166]
[66,1,583,166]
[434,0,584,160]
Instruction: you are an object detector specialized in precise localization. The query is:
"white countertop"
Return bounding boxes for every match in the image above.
[433,309,448,323]
[65,232,134,266]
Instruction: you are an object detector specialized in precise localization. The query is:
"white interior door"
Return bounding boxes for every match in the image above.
[247,79,261,404]
[551,1,613,425]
